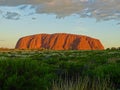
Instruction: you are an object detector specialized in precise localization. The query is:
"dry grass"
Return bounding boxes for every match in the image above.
[52,76,115,90]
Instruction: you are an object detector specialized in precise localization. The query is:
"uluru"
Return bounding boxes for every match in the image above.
[15,33,104,50]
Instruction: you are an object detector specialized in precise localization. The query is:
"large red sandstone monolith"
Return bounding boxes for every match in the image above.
[15,33,104,50]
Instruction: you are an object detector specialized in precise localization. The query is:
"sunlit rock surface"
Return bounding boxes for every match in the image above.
[15,33,104,50]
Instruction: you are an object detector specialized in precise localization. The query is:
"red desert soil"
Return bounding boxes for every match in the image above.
[15,33,104,50]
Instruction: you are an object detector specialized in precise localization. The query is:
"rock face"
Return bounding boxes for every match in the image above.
[15,33,104,50]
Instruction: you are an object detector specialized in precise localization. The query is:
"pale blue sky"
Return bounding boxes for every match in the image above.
[0,0,120,49]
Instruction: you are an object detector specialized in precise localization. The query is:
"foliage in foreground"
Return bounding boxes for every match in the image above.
[0,50,120,90]
[53,76,114,90]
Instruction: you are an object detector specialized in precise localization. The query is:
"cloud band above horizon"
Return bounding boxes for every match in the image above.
[0,0,120,21]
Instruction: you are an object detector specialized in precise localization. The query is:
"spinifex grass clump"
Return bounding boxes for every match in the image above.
[52,76,114,90]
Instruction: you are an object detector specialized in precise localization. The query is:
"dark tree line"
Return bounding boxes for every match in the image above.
[106,47,120,50]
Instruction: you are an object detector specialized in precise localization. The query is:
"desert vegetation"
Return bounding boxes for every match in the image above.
[0,49,120,90]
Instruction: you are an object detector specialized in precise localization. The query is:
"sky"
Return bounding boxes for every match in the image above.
[0,0,120,49]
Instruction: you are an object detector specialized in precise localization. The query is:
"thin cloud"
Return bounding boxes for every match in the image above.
[3,12,20,20]
[0,0,120,21]
[0,0,51,6]
[0,5,36,19]
[0,40,5,41]
[116,22,120,25]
